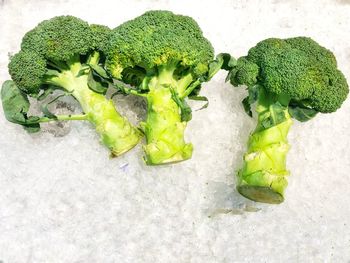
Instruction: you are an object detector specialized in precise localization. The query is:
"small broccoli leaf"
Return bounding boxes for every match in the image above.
[248,85,259,104]
[23,123,41,133]
[1,80,30,124]
[27,116,41,123]
[111,82,129,95]
[242,96,252,117]
[241,85,259,117]
[188,95,209,111]
[207,53,237,81]
[188,84,201,97]
[93,71,110,87]
[76,65,90,77]
[170,87,192,122]
[217,53,237,71]
[41,104,57,120]
[208,61,222,80]
[269,102,287,125]
[1,80,41,132]
[87,71,108,94]
[111,81,145,97]
[180,100,192,122]
[225,70,233,83]
[260,102,287,130]
[288,104,318,122]
[37,86,55,101]
[45,69,61,77]
[41,93,67,120]
[88,63,110,79]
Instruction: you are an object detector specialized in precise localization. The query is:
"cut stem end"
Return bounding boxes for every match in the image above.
[237,185,284,204]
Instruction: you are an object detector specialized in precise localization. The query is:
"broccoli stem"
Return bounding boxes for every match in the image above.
[237,89,292,204]
[143,66,193,164]
[38,114,88,122]
[48,60,142,156]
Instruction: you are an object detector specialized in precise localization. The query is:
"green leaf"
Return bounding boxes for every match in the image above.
[1,80,30,124]
[37,86,55,101]
[40,93,67,120]
[207,53,237,80]
[1,80,41,132]
[180,100,192,122]
[225,70,233,83]
[241,85,259,117]
[288,104,318,122]
[111,82,129,95]
[76,65,90,77]
[242,96,252,117]
[269,102,287,125]
[88,63,110,79]
[259,102,287,130]
[45,69,61,77]
[217,53,237,71]
[189,95,209,111]
[41,104,57,119]
[27,116,41,123]
[23,123,41,133]
[248,85,259,104]
[188,84,201,97]
[111,81,145,97]
[87,71,108,94]
[170,87,192,122]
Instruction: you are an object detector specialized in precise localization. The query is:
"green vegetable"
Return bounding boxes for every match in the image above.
[2,16,142,156]
[225,37,349,203]
[105,10,221,165]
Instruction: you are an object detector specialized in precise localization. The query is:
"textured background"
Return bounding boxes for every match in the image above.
[1,0,350,262]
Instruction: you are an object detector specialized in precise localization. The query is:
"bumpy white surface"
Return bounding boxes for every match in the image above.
[1,0,350,262]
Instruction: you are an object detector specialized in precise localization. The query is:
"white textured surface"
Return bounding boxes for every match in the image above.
[1,0,350,262]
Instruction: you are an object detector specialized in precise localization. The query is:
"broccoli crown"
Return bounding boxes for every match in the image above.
[8,51,47,95]
[9,16,111,95]
[21,16,93,61]
[231,37,349,113]
[106,10,214,79]
[230,57,259,87]
[90,24,112,53]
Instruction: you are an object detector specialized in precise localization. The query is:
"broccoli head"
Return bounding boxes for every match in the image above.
[231,37,348,113]
[106,10,213,79]
[106,10,217,165]
[225,37,349,203]
[2,15,141,156]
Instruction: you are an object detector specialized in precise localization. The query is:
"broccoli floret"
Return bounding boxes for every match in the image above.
[8,51,47,95]
[90,24,112,53]
[2,16,141,156]
[106,10,216,165]
[225,37,349,203]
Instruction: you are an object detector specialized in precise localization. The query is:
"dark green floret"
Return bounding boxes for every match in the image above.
[90,24,112,53]
[224,37,349,204]
[21,16,92,62]
[232,37,348,113]
[2,15,141,156]
[106,10,219,165]
[8,51,47,95]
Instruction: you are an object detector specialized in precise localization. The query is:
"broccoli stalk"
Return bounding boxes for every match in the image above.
[141,64,194,164]
[46,53,141,155]
[2,16,142,156]
[238,88,292,203]
[106,10,216,165]
[225,37,349,203]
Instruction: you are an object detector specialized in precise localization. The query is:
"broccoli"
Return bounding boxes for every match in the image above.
[225,37,349,203]
[1,16,142,156]
[105,10,222,165]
